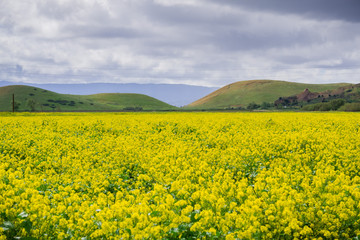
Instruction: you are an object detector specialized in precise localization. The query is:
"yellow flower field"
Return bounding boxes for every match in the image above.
[0,112,360,239]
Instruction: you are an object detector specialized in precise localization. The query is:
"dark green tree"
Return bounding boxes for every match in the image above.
[261,102,272,109]
[247,102,260,110]
[330,99,345,110]
[27,99,37,112]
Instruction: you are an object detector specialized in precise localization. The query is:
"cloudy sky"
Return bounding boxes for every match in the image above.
[1,0,360,87]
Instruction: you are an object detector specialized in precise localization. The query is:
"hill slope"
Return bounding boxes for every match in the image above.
[0,85,177,111]
[85,93,178,110]
[186,80,351,109]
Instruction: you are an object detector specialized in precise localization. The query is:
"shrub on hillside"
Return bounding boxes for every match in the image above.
[123,106,143,111]
[330,99,345,110]
[247,102,260,110]
[27,99,37,112]
[302,99,346,111]
[338,102,360,111]
[319,103,332,111]
[261,102,273,109]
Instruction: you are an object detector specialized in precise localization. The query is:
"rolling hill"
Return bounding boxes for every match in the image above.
[186,80,351,109]
[0,85,178,111]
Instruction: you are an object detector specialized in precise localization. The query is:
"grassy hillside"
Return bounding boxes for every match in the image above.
[85,93,178,110]
[186,80,351,109]
[0,85,177,111]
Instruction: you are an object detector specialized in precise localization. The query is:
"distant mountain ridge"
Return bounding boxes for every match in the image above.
[0,81,217,107]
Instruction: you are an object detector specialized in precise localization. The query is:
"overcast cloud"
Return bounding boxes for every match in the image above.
[1,0,360,87]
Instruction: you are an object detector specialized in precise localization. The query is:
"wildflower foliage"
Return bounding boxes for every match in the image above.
[0,112,360,239]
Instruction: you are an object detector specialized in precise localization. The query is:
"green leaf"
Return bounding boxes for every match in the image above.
[21,219,33,234]
[150,211,162,217]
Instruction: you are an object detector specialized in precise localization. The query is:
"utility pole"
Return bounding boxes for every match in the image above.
[12,94,15,113]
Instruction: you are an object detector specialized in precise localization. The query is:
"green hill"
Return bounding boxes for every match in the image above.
[186,80,351,109]
[0,85,177,112]
[85,93,178,110]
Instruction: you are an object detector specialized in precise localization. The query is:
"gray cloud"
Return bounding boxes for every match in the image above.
[65,25,144,39]
[0,0,359,87]
[210,0,360,22]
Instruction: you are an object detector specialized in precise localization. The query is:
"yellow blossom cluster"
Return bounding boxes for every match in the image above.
[0,112,360,239]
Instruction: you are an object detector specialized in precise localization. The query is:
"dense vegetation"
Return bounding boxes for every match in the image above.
[275,84,360,111]
[1,112,360,239]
